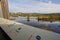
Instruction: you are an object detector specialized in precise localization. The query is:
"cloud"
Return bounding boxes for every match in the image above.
[8,0,60,13]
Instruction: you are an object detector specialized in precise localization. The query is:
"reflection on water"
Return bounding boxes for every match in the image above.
[15,17,60,34]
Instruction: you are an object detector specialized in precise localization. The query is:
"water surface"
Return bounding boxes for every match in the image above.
[15,17,60,34]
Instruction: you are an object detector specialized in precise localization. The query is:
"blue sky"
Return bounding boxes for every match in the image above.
[8,0,60,13]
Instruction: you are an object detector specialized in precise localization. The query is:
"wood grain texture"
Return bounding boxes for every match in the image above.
[1,0,9,19]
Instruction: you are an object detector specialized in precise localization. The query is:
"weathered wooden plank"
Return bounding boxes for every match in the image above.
[1,0,9,19]
[0,18,60,40]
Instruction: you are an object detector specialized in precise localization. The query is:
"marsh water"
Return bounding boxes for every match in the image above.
[15,17,60,34]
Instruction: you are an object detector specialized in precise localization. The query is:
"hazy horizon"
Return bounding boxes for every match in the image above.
[8,0,60,14]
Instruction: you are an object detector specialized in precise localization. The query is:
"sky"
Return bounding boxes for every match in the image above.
[8,0,60,13]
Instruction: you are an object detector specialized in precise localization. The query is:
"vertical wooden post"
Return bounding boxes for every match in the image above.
[27,16,30,21]
[1,0,9,19]
[37,16,40,22]
[0,0,3,18]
